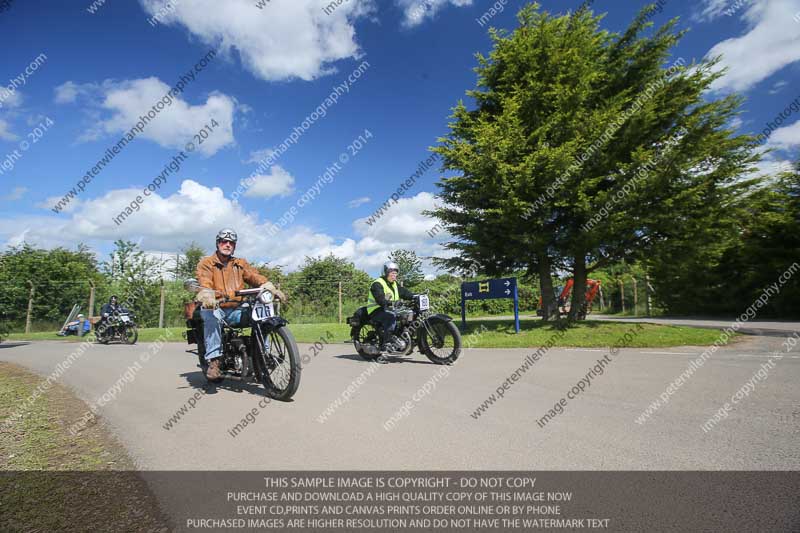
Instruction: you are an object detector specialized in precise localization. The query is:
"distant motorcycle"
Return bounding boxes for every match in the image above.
[95,310,138,344]
[184,280,301,401]
[347,294,462,364]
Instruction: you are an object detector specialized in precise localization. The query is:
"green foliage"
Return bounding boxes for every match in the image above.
[388,249,424,288]
[282,254,371,320]
[0,244,104,328]
[648,165,800,317]
[177,242,206,280]
[430,2,762,320]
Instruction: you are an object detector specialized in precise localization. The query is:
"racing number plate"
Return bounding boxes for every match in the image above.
[119,315,130,323]
[251,302,274,322]
[418,295,430,311]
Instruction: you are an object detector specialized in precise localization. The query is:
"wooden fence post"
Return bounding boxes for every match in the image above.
[88,281,96,318]
[25,281,35,334]
[338,281,343,324]
[158,282,166,329]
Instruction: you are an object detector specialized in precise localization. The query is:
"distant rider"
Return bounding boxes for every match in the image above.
[98,295,121,333]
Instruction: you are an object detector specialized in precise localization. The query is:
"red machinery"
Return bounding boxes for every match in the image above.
[537,278,601,319]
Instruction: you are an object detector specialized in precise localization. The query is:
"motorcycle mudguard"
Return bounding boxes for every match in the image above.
[255,316,288,330]
[425,313,453,323]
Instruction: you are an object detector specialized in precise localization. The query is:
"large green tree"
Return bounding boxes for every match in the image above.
[649,163,800,316]
[430,2,760,320]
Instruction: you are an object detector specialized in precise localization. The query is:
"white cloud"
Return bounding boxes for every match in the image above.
[245,147,274,164]
[396,0,473,27]
[350,191,448,272]
[37,195,82,213]
[139,0,375,82]
[10,182,449,275]
[769,80,788,94]
[0,90,23,109]
[694,0,737,21]
[2,187,27,201]
[0,118,17,141]
[54,81,94,104]
[242,165,295,198]
[768,118,800,149]
[56,77,236,156]
[347,196,371,208]
[703,0,800,92]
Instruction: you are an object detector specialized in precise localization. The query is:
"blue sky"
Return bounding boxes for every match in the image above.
[0,0,798,276]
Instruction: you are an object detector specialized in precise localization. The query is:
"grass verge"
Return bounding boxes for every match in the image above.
[7,318,727,348]
[0,362,170,531]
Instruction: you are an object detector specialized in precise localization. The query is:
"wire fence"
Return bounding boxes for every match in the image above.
[0,274,657,335]
[1,277,546,333]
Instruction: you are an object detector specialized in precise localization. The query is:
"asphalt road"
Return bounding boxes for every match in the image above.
[0,335,798,471]
[481,313,800,336]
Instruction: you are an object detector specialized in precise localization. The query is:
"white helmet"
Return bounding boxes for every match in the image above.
[382,261,399,277]
[215,228,238,244]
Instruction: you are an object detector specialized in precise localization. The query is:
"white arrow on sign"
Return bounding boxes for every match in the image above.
[505,280,511,286]
[505,289,511,295]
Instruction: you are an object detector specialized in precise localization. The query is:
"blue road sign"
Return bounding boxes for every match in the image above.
[461,277,520,333]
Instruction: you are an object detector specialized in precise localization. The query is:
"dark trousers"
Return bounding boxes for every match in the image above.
[369,308,397,344]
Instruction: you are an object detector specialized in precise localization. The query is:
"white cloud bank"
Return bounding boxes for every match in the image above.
[54,78,236,156]
[702,0,800,92]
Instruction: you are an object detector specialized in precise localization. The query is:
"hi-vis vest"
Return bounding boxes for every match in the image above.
[367,277,399,310]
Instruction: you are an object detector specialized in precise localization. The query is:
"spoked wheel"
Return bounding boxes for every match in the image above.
[123,326,138,345]
[252,325,301,401]
[353,325,382,361]
[419,318,461,365]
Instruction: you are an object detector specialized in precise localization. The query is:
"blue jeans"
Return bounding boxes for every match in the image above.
[200,308,244,361]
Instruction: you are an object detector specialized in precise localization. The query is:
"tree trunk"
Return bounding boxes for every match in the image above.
[537,255,558,322]
[569,254,588,321]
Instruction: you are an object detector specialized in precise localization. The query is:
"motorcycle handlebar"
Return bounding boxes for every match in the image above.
[235,288,262,296]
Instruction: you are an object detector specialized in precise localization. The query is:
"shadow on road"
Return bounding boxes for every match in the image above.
[333,353,435,365]
[178,368,269,397]
[0,342,30,349]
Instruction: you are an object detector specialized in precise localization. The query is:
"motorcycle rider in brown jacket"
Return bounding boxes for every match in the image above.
[196,228,286,379]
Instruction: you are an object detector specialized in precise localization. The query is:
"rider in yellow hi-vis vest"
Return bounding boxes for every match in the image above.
[368,261,414,354]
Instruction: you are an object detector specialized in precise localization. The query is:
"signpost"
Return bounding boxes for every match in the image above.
[461,277,520,333]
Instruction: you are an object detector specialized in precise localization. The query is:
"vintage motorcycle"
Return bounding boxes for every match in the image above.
[347,294,462,364]
[95,310,138,344]
[184,280,301,401]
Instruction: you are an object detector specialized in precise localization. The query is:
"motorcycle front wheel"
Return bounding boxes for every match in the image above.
[123,325,138,345]
[419,317,461,365]
[252,325,301,401]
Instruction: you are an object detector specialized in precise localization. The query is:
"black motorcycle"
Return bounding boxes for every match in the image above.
[185,283,301,401]
[95,310,138,344]
[347,294,462,364]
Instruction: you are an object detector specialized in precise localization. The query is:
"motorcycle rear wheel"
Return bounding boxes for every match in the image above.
[352,325,382,361]
[253,325,301,401]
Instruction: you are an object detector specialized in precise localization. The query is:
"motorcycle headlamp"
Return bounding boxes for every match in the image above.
[258,290,274,304]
